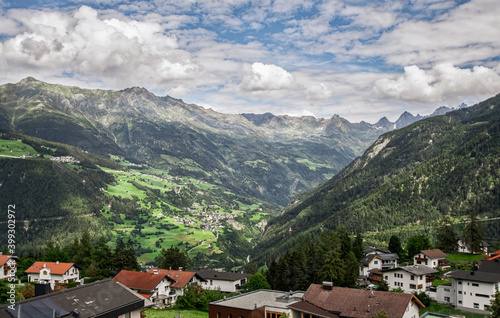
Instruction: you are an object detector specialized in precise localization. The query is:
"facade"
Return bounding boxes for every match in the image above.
[209,289,304,318]
[359,254,383,277]
[456,240,489,254]
[198,269,251,293]
[413,249,448,269]
[436,260,500,314]
[0,255,16,280]
[113,269,176,307]
[383,265,438,293]
[288,283,424,318]
[148,268,206,301]
[0,278,152,318]
[378,253,399,270]
[25,261,80,290]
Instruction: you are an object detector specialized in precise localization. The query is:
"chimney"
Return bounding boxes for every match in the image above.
[369,290,375,298]
[179,267,183,271]
[169,267,172,271]
[153,270,159,275]
[322,281,333,290]
[367,305,370,312]
[56,261,59,265]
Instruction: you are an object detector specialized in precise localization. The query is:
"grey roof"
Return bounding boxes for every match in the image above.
[378,253,399,261]
[197,269,250,281]
[382,265,438,275]
[0,279,150,318]
[449,270,500,283]
[478,259,500,274]
[359,254,382,266]
[210,289,304,310]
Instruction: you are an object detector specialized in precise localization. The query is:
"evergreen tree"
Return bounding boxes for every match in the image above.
[462,210,484,253]
[388,235,404,258]
[73,231,93,268]
[124,239,140,271]
[91,237,113,277]
[318,246,344,285]
[489,286,500,318]
[377,279,389,292]
[436,217,458,252]
[157,246,191,270]
[42,239,69,263]
[341,251,359,288]
[338,227,352,258]
[352,231,364,261]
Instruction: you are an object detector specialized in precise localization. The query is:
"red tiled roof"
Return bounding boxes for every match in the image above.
[138,292,154,299]
[25,262,75,275]
[148,269,196,288]
[419,249,448,259]
[486,250,500,260]
[301,284,424,318]
[0,255,14,266]
[113,270,168,291]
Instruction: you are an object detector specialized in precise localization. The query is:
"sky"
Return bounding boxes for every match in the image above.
[0,0,499,123]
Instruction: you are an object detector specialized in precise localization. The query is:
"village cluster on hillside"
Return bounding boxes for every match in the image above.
[1,241,500,318]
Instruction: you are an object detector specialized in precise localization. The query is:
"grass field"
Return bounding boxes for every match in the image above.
[0,139,38,157]
[145,309,208,318]
[421,302,489,318]
[445,254,486,262]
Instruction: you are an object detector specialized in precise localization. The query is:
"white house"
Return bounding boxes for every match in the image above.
[0,255,17,280]
[114,269,176,307]
[359,254,383,276]
[413,249,449,269]
[197,269,250,293]
[147,268,206,302]
[436,260,500,314]
[456,240,489,254]
[383,265,438,293]
[25,261,80,290]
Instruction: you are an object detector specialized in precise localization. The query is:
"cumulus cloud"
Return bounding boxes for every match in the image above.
[373,63,500,103]
[307,83,332,101]
[241,62,297,91]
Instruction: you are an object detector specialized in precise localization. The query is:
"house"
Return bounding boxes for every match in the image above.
[363,246,388,255]
[0,278,152,318]
[147,268,206,302]
[209,289,304,318]
[197,269,251,293]
[378,253,399,270]
[25,261,81,290]
[457,240,489,254]
[413,249,449,269]
[383,265,438,293]
[436,259,500,314]
[287,282,424,318]
[0,255,17,280]
[359,254,383,277]
[113,269,176,307]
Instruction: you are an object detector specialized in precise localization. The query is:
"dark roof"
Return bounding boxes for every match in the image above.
[298,284,424,318]
[363,247,388,255]
[449,270,500,283]
[197,269,250,281]
[382,265,438,275]
[359,254,383,266]
[378,253,399,261]
[478,259,500,274]
[288,300,340,318]
[0,279,149,318]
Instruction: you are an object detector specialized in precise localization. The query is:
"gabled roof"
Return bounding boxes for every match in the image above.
[378,253,399,261]
[477,259,500,274]
[148,268,204,287]
[291,284,424,318]
[113,270,173,291]
[359,254,383,267]
[0,255,16,267]
[196,269,250,282]
[0,279,151,318]
[25,262,77,275]
[418,249,448,259]
[382,265,438,276]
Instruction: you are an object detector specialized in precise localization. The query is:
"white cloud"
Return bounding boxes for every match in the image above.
[307,83,333,100]
[374,63,500,103]
[241,62,297,91]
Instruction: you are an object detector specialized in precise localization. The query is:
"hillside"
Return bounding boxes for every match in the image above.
[254,93,500,263]
[0,77,390,206]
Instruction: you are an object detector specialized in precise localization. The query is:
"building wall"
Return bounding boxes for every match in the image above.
[384,270,427,293]
[454,278,499,313]
[0,259,16,280]
[413,253,441,269]
[204,279,245,293]
[402,301,421,318]
[209,304,265,318]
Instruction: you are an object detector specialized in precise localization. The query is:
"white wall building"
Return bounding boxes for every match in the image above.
[359,254,383,276]
[197,269,250,293]
[25,261,80,290]
[413,249,448,269]
[383,265,438,293]
[0,255,17,280]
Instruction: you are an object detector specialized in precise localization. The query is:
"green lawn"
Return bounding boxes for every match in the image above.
[145,309,208,318]
[421,302,489,318]
[0,139,38,157]
[446,253,485,262]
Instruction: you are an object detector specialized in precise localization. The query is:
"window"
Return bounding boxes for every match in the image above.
[458,281,462,285]
[374,261,378,264]
[229,314,233,318]
[472,283,479,287]
[217,313,221,318]
[444,288,450,292]
[444,297,450,303]
[410,275,414,280]
[384,276,388,280]
[476,293,490,298]
[474,303,479,309]
[458,301,462,304]
[458,291,462,294]
[409,284,416,289]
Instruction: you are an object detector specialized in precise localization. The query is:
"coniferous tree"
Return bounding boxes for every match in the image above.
[342,251,359,288]
[91,237,113,277]
[489,286,500,318]
[352,231,364,261]
[462,210,484,253]
[388,235,404,258]
[436,217,458,252]
[406,235,431,259]
[157,246,190,270]
[241,273,271,292]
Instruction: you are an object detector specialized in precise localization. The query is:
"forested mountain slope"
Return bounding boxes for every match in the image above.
[254,93,500,263]
[0,77,390,206]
